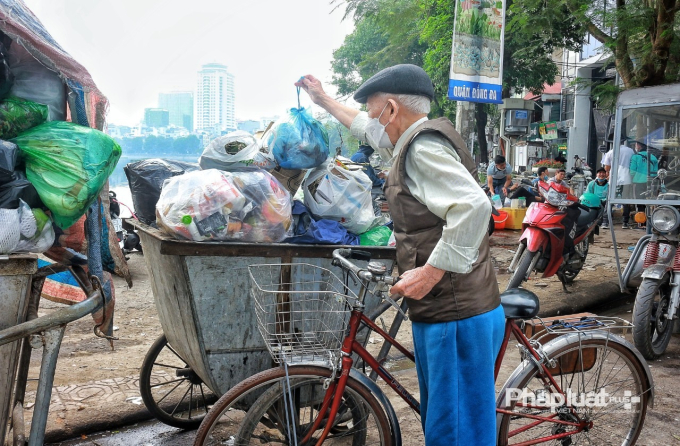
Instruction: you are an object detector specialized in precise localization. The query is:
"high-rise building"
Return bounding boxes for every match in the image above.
[144,108,169,128]
[195,63,235,133]
[159,91,194,131]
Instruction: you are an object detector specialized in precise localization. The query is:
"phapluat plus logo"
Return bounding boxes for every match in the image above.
[505,388,641,412]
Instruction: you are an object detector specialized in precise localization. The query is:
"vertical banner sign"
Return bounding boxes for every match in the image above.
[448,0,506,104]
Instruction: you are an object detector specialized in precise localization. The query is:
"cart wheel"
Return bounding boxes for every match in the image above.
[139,334,216,429]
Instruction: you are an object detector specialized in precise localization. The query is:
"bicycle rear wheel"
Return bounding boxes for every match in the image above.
[194,365,392,446]
[497,337,649,445]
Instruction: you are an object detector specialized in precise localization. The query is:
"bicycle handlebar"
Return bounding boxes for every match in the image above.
[332,248,399,285]
[0,287,103,346]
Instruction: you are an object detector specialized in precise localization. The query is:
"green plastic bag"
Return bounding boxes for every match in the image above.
[0,96,48,139]
[359,226,392,246]
[12,121,122,229]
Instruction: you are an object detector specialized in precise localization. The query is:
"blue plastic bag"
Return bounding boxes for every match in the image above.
[268,107,329,169]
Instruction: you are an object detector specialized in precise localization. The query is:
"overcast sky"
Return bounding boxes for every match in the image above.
[22,0,355,126]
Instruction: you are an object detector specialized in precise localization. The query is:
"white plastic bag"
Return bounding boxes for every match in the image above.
[303,161,380,234]
[0,200,55,254]
[7,42,66,121]
[199,130,276,171]
[156,169,293,243]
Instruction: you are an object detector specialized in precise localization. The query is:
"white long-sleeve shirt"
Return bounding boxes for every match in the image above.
[350,112,491,274]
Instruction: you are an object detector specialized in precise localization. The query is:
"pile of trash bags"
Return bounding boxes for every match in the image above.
[0,67,121,254]
[127,105,392,246]
[156,169,293,243]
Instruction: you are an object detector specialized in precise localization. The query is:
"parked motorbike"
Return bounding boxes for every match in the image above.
[506,182,603,292]
[109,190,142,255]
[630,170,680,359]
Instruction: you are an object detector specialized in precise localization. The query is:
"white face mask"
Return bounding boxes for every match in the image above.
[365,102,395,160]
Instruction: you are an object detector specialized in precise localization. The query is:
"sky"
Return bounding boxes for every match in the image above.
[21,0,356,126]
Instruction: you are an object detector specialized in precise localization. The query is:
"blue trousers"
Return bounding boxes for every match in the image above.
[412,305,505,446]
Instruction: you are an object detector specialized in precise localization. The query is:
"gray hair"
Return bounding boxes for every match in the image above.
[375,93,431,114]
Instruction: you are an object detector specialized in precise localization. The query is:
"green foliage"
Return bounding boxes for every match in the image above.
[555,0,680,88]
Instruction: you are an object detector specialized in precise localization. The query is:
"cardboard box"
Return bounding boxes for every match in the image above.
[524,313,597,375]
[501,207,527,230]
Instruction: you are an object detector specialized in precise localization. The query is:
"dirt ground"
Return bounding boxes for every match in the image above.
[22,218,680,444]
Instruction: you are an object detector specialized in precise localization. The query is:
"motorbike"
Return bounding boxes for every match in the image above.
[629,169,680,359]
[109,190,142,255]
[506,181,604,292]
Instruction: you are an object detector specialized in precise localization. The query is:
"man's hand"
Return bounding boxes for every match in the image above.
[390,264,446,300]
[502,186,508,196]
[294,74,359,129]
[295,75,328,106]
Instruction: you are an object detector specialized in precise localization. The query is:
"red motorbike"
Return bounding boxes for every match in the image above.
[506,181,604,292]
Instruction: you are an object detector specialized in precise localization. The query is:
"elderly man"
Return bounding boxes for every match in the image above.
[296,65,504,445]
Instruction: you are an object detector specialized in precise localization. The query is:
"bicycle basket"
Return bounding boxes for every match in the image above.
[248,263,356,364]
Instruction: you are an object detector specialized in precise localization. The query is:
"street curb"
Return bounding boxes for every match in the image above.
[538,279,625,318]
[45,407,155,443]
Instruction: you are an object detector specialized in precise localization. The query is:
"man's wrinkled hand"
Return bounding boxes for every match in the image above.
[295,75,326,105]
[389,264,446,301]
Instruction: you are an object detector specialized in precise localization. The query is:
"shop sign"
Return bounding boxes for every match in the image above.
[448,0,505,104]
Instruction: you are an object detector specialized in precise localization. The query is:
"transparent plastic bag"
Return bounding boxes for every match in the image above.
[267,107,329,169]
[303,160,383,234]
[0,199,54,254]
[0,96,48,139]
[12,121,122,229]
[156,169,293,243]
[200,130,276,171]
[7,42,66,121]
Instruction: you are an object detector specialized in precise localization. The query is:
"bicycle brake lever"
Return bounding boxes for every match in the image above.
[384,293,408,321]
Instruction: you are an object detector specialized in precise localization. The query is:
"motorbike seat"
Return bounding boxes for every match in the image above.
[500,288,540,319]
[576,205,600,229]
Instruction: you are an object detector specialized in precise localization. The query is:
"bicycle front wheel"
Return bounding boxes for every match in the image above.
[497,337,649,446]
[194,365,392,446]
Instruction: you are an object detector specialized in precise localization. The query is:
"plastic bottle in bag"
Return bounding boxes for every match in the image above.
[491,194,502,209]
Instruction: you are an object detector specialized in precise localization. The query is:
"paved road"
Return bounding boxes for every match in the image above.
[48,294,680,446]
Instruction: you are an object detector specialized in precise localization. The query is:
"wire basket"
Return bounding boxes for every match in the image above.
[248,263,356,365]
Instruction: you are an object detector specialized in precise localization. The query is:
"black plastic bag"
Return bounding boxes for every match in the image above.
[0,171,43,209]
[0,140,18,184]
[124,158,200,225]
[0,41,13,100]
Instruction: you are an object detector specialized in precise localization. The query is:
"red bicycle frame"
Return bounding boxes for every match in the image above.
[308,304,591,446]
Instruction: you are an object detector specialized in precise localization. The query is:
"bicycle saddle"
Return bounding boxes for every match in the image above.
[500,288,540,319]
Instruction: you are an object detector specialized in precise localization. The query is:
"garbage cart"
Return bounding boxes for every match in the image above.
[128,220,398,428]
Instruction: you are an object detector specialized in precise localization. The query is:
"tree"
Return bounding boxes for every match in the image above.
[558,0,680,88]
[329,0,587,159]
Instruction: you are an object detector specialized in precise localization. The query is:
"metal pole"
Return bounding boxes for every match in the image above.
[27,326,65,446]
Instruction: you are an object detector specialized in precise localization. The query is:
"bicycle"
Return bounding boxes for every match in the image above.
[193,248,654,446]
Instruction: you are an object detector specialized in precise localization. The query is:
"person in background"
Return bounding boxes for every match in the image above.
[630,141,658,199]
[555,152,567,164]
[586,168,611,228]
[549,168,573,194]
[549,168,579,253]
[573,154,584,171]
[296,65,504,446]
[617,139,635,229]
[486,155,512,200]
[508,166,547,206]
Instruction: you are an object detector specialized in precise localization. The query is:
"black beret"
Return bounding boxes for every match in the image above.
[353,64,435,104]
